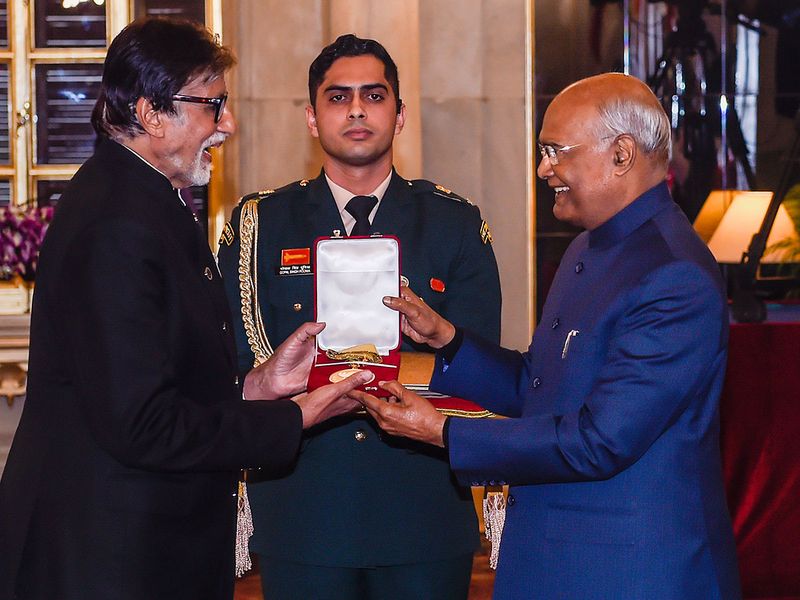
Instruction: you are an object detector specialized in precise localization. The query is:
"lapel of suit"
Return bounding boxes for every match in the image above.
[304,172,348,237]
[371,170,415,239]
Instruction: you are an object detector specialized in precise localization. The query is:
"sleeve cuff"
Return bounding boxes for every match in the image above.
[438,327,464,365]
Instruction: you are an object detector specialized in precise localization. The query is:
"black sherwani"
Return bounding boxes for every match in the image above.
[0,138,303,600]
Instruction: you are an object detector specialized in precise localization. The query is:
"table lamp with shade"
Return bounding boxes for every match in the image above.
[693,189,800,322]
[695,190,799,263]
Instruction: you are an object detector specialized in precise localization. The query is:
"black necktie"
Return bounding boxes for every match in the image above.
[345,195,378,236]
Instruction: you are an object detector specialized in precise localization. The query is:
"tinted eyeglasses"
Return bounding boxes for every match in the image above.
[172,92,228,123]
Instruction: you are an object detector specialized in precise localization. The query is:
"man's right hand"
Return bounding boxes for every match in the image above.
[292,370,373,429]
[243,321,323,401]
[382,286,456,349]
[351,380,447,447]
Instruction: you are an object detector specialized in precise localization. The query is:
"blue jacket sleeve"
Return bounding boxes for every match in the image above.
[443,260,727,487]
[431,333,533,418]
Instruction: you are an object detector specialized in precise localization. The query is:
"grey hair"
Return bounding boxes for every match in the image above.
[595,95,672,165]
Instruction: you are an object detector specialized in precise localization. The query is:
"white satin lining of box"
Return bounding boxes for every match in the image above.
[316,238,400,354]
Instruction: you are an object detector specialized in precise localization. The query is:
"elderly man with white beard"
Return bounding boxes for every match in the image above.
[0,18,369,600]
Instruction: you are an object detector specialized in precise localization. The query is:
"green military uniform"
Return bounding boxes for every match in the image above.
[217,170,501,595]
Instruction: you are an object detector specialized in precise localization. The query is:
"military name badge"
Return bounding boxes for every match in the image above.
[480,220,494,245]
[277,247,312,276]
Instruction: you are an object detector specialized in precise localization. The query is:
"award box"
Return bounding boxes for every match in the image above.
[307,235,401,397]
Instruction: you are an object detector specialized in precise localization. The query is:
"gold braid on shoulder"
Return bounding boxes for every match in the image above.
[238,199,274,366]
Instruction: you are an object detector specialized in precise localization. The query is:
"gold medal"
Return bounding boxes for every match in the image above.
[329,368,375,384]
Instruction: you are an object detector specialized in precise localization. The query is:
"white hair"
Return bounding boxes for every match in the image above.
[595,95,672,165]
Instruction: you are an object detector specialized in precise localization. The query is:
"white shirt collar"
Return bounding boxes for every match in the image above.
[325,171,393,235]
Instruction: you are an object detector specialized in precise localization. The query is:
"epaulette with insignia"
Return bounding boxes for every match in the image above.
[236,177,314,207]
[410,179,473,205]
[222,177,313,246]
[221,189,276,247]
[236,189,274,206]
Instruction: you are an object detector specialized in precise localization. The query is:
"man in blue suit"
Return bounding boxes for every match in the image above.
[356,73,742,599]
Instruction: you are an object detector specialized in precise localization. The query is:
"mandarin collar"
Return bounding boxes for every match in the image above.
[588,182,673,249]
[97,137,175,195]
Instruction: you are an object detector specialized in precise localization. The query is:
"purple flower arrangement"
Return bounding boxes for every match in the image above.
[0,206,54,282]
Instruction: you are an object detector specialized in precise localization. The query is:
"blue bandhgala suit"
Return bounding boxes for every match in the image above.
[434,183,741,599]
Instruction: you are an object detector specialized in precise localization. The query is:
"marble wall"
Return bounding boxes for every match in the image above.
[418,0,531,350]
[221,0,534,350]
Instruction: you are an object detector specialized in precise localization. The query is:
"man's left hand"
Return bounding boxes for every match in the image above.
[351,380,448,448]
[243,322,324,400]
[382,286,456,349]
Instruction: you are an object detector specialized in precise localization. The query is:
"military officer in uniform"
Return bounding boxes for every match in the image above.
[217,34,501,599]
